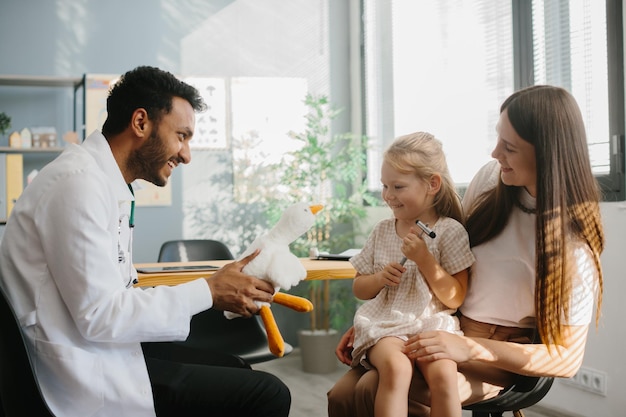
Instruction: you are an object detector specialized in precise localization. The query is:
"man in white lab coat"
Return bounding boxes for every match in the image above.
[0,66,290,417]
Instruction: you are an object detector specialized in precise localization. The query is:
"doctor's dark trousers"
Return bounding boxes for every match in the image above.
[142,342,291,417]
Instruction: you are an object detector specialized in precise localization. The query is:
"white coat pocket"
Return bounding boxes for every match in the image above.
[35,339,104,417]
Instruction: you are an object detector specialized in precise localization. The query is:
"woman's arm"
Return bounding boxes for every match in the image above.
[404,324,589,378]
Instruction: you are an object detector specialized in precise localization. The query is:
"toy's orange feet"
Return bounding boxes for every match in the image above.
[259,305,285,357]
[273,292,314,312]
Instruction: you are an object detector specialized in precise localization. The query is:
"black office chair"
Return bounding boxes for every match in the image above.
[462,374,554,417]
[462,329,554,417]
[158,239,235,263]
[0,285,55,417]
[155,239,292,364]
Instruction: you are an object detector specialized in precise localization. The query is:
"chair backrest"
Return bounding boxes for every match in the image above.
[182,308,291,364]
[0,285,55,416]
[158,239,235,262]
[156,239,292,364]
[464,374,554,416]
[463,331,554,416]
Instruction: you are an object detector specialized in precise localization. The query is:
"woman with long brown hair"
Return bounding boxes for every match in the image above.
[327,85,604,416]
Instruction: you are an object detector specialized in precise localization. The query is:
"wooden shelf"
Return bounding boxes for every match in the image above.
[0,147,64,154]
[0,75,84,225]
[0,75,83,88]
[0,74,86,141]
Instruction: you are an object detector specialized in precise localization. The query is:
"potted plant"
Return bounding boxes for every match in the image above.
[0,112,11,139]
[267,93,377,373]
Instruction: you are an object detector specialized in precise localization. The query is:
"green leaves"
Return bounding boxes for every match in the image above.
[0,112,11,136]
[268,93,375,256]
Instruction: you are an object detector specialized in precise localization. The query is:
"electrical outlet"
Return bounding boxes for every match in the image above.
[562,366,607,396]
[589,369,608,395]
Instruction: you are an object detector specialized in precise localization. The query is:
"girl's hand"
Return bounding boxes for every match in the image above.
[353,264,405,300]
[403,330,473,363]
[378,263,405,287]
[335,326,355,365]
[401,227,430,265]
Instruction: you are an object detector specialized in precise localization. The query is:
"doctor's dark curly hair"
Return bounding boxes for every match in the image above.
[101,66,206,137]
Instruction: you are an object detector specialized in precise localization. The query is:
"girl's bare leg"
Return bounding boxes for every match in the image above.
[417,357,461,417]
[368,337,413,417]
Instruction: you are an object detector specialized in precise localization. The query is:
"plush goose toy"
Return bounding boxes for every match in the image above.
[226,202,323,357]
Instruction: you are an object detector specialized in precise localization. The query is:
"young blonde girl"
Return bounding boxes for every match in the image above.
[349,132,474,417]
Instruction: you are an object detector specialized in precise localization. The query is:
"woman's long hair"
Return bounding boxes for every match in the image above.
[465,85,604,346]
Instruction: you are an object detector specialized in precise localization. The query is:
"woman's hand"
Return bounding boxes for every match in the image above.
[403,330,474,363]
[406,326,590,378]
[335,326,355,365]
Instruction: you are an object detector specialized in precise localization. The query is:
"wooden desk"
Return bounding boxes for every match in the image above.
[134,258,356,287]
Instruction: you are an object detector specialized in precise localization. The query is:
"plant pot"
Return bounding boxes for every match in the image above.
[298,329,340,374]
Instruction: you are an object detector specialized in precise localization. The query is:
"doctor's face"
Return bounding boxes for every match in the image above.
[129,97,195,186]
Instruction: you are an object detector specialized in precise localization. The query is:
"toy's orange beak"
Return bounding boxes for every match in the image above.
[310,205,324,215]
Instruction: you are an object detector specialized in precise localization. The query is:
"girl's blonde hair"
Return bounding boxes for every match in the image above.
[384,132,464,224]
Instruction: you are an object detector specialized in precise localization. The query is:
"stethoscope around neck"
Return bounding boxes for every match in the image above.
[118,194,137,288]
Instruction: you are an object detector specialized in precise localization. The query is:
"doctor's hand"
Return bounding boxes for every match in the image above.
[205,250,274,317]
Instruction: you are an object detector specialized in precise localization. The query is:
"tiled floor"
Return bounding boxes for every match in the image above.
[253,348,344,417]
[253,348,572,417]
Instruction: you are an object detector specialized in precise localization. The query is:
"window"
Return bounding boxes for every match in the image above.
[362,0,624,200]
